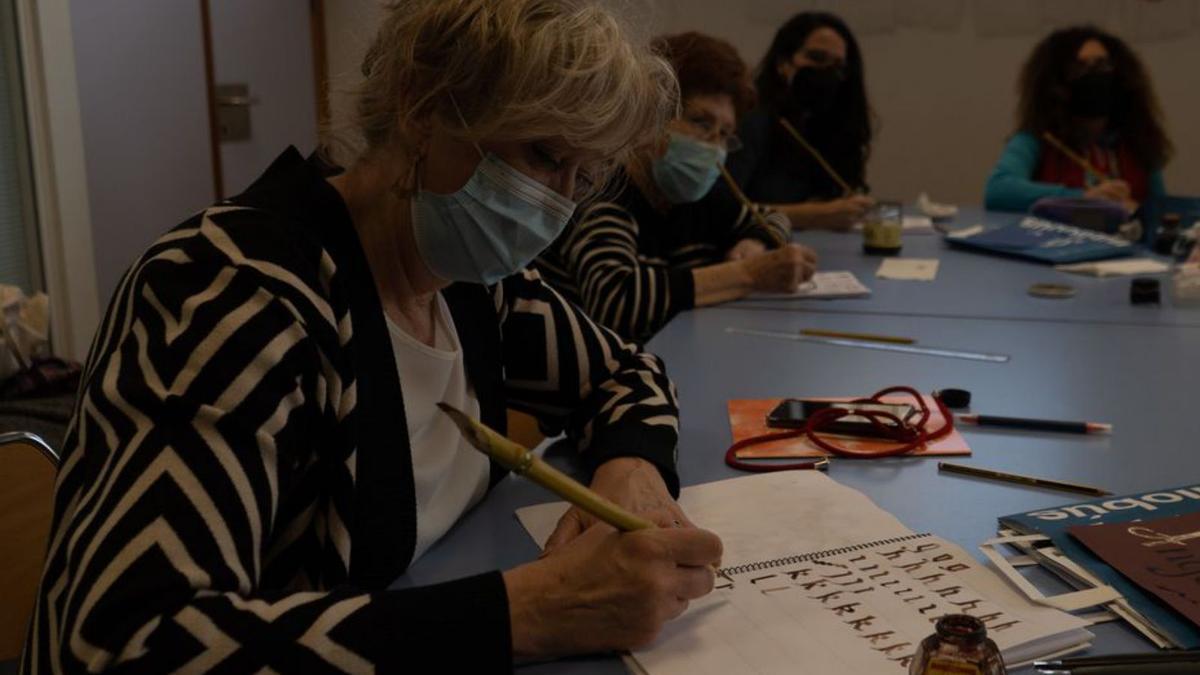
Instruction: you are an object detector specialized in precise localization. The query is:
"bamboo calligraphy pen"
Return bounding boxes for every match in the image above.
[1040,131,1111,182]
[777,117,855,197]
[438,402,734,582]
[717,163,788,248]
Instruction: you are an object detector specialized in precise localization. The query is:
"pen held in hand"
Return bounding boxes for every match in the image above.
[716,163,787,248]
[437,402,733,582]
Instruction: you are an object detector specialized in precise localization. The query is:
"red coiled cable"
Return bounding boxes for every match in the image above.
[724,387,955,472]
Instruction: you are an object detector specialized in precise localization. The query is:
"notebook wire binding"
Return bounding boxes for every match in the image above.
[718,532,933,577]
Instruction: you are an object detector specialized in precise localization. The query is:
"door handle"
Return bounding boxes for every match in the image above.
[216,95,258,107]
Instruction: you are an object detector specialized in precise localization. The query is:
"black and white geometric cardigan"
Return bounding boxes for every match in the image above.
[22,149,682,673]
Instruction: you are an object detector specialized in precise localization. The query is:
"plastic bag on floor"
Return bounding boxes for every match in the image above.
[0,285,51,382]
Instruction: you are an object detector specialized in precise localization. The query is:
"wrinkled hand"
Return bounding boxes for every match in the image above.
[726,238,769,261]
[813,194,875,231]
[545,457,688,551]
[504,517,722,659]
[741,243,818,294]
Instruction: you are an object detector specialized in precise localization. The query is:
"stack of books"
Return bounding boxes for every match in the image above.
[998,483,1200,649]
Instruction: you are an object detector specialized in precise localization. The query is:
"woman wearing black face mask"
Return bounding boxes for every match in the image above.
[985,25,1172,213]
[726,12,875,232]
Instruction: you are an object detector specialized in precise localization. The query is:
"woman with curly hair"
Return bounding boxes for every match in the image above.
[985,26,1172,213]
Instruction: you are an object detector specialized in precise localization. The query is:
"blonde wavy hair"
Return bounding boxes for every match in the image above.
[333,0,678,196]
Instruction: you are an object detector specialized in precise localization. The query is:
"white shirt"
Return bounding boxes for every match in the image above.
[387,293,490,562]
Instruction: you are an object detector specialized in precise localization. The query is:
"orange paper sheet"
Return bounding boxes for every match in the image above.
[728,396,971,459]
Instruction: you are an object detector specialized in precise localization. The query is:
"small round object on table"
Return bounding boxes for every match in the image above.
[936,388,972,409]
[1028,282,1076,299]
[1131,277,1161,305]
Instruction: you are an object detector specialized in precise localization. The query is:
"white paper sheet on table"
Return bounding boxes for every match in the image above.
[748,271,871,300]
[876,257,940,281]
[515,472,1091,674]
[1055,258,1171,277]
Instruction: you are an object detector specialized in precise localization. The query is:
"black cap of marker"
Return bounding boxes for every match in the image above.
[936,388,971,409]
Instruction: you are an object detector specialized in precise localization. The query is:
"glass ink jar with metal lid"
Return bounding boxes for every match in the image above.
[862,200,903,255]
[909,614,1006,675]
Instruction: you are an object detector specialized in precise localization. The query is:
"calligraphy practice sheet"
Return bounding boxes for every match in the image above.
[517,472,1091,673]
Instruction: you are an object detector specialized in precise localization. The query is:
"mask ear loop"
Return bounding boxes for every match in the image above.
[391,91,477,202]
[447,92,487,161]
[390,153,422,201]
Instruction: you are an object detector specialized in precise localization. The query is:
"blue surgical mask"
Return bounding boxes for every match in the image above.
[412,148,577,286]
[651,131,727,204]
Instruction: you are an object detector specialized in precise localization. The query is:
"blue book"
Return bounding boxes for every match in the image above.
[946,216,1134,264]
[1000,484,1200,648]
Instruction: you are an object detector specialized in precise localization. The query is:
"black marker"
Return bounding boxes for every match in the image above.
[956,414,1111,435]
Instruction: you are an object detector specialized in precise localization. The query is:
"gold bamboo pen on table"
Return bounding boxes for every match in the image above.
[437,402,734,583]
[800,329,915,345]
[777,117,855,197]
[938,461,1111,497]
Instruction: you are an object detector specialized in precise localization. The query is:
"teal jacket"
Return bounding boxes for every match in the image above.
[983,131,1166,212]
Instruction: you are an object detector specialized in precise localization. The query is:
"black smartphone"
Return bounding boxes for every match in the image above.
[766,399,917,437]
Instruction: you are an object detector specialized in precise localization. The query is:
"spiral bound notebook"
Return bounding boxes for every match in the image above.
[516,472,1092,673]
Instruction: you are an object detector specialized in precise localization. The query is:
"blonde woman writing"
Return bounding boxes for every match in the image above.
[22,1,720,672]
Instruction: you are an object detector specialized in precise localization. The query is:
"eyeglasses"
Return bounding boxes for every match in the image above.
[797,48,847,77]
[1067,57,1114,79]
[680,113,743,153]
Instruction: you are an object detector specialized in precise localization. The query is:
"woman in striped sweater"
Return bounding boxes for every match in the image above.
[535,32,819,343]
[22,2,722,672]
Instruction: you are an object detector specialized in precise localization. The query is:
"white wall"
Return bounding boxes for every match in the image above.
[70,0,214,304]
[324,0,1200,206]
[209,0,318,196]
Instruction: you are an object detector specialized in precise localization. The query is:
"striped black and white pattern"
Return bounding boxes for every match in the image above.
[21,149,681,673]
[535,180,789,342]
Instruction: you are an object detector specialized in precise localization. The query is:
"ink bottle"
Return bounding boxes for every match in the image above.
[1153,213,1181,256]
[909,614,1006,674]
[862,200,903,255]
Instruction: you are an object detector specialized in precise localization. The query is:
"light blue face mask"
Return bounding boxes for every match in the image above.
[650,131,728,204]
[411,132,577,286]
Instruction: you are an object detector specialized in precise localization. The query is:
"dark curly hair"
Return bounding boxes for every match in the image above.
[653,31,756,119]
[1016,25,1172,170]
[753,12,873,192]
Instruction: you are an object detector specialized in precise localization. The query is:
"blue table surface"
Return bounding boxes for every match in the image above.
[740,206,1200,328]
[400,208,1200,674]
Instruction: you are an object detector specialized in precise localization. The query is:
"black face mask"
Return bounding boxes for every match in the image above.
[788,66,843,116]
[1068,70,1116,118]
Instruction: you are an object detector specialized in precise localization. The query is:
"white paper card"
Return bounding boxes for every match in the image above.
[1055,258,1171,277]
[748,271,871,300]
[876,258,940,281]
[516,472,912,570]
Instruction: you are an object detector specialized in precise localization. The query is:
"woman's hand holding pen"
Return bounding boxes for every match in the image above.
[1084,178,1130,202]
[1084,179,1139,214]
[811,194,875,231]
[545,457,690,551]
[504,516,723,660]
[725,238,769,261]
[742,243,818,293]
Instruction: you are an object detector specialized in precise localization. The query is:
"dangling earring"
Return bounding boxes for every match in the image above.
[391,153,422,201]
